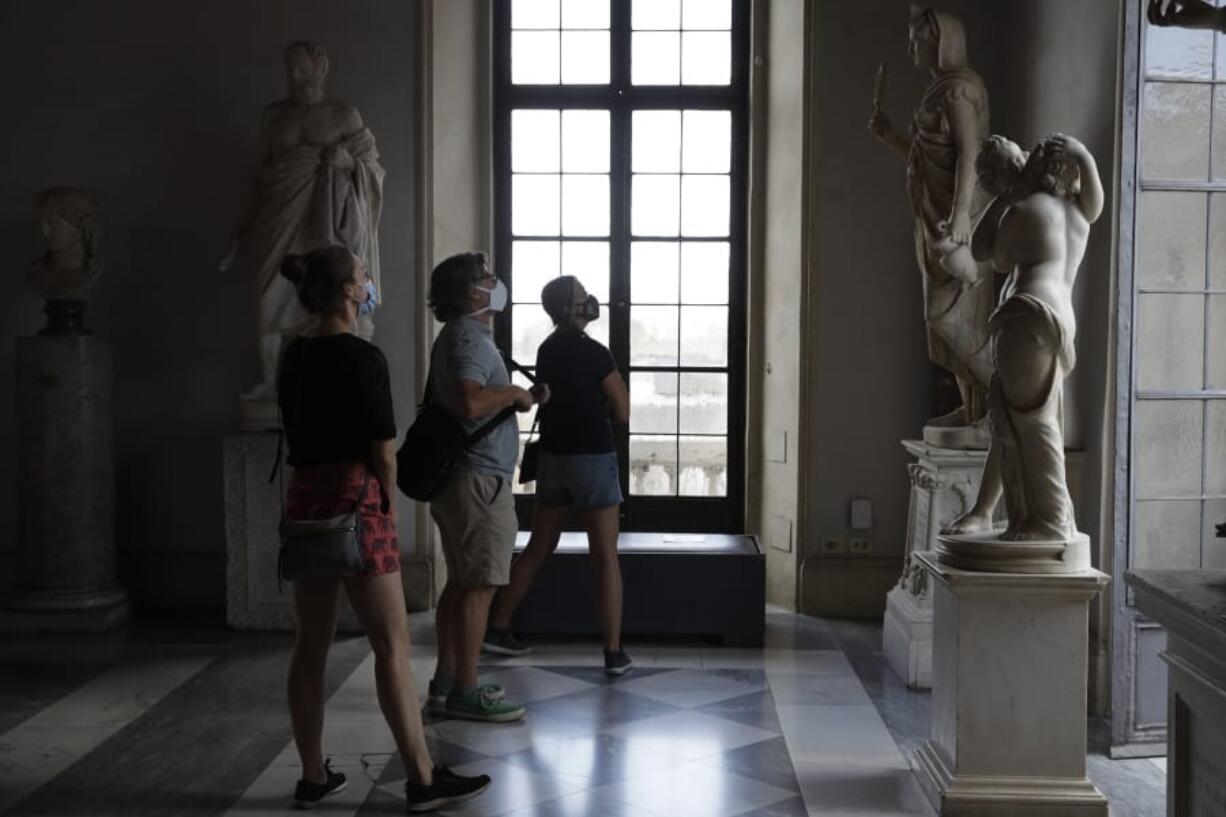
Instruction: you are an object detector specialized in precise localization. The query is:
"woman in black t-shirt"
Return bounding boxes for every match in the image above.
[485,276,633,675]
[276,246,488,811]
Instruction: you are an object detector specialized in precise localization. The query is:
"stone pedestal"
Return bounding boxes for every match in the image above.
[912,551,1109,816]
[884,441,989,689]
[2,335,129,631]
[1127,570,1226,817]
[223,432,361,631]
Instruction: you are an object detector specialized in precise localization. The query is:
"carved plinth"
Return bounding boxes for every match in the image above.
[935,531,1091,574]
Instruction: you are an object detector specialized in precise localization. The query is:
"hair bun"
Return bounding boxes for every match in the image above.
[281,254,308,285]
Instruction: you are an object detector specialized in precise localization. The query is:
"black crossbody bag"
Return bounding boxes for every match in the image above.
[397,351,535,501]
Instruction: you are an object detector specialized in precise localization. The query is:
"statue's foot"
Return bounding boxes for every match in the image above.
[240,383,276,402]
[941,512,997,536]
[926,406,967,428]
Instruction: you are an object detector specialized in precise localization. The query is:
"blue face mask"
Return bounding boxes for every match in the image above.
[357,280,378,317]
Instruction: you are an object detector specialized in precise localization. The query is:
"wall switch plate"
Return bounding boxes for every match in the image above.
[821,537,847,555]
[850,497,873,530]
[849,538,871,554]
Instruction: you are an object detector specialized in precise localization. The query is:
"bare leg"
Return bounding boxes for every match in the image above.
[288,579,343,784]
[488,504,569,631]
[454,586,498,689]
[434,580,459,683]
[941,444,1003,535]
[581,505,623,652]
[343,572,434,786]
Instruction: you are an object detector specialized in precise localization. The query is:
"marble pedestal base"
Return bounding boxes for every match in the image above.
[912,551,1108,816]
[4,335,129,632]
[224,432,361,631]
[884,441,990,689]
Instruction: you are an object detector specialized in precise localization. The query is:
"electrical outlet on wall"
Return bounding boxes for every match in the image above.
[821,537,847,555]
[849,538,872,554]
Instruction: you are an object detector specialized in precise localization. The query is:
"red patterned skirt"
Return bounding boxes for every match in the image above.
[285,462,400,576]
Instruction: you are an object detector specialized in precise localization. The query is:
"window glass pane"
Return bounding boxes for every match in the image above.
[680,306,728,366]
[1136,293,1204,391]
[512,109,560,172]
[513,0,560,29]
[1132,500,1202,569]
[633,0,680,30]
[1141,82,1210,180]
[683,0,732,30]
[512,304,555,365]
[633,111,682,172]
[1213,87,1226,180]
[633,32,681,85]
[1204,400,1226,494]
[562,0,608,29]
[562,174,609,236]
[680,373,728,433]
[1146,23,1212,80]
[683,110,731,173]
[632,175,681,236]
[562,31,610,84]
[1207,295,1226,389]
[681,242,730,304]
[1210,194,1226,287]
[513,432,536,495]
[562,241,610,303]
[563,110,610,173]
[682,32,731,85]
[631,372,678,433]
[1137,191,1206,290]
[630,435,677,496]
[631,242,680,303]
[512,31,560,85]
[512,174,560,236]
[512,240,560,303]
[681,175,730,236]
[1134,400,1204,498]
[631,305,680,366]
[679,436,727,496]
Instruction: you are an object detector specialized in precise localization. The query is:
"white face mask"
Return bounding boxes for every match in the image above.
[470,278,508,315]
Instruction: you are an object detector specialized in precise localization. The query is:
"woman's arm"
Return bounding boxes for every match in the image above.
[1050,135,1104,223]
[601,370,630,425]
[946,95,981,245]
[370,438,397,518]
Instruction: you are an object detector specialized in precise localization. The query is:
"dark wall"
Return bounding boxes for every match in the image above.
[0,0,419,608]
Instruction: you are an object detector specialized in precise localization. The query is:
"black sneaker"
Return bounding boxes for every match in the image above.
[482,628,532,657]
[293,759,347,809]
[405,766,492,812]
[604,649,633,676]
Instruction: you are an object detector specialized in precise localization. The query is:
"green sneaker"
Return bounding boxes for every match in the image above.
[445,685,526,723]
[428,679,505,715]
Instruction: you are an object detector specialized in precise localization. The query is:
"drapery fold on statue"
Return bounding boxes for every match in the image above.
[242,127,385,336]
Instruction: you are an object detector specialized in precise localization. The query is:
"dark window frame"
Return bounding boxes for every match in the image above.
[493,0,750,533]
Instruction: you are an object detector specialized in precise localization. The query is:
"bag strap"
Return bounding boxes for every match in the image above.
[419,337,529,448]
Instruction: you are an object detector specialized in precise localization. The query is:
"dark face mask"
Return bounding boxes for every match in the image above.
[579,294,600,322]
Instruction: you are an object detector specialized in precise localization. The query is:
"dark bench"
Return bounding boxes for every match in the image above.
[509,532,765,647]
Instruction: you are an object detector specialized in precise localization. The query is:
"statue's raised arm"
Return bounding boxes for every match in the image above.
[1148,0,1226,31]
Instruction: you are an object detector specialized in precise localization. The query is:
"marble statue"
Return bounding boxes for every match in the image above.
[27,187,102,301]
[943,134,1103,544]
[222,41,385,400]
[869,5,996,449]
[1148,0,1226,30]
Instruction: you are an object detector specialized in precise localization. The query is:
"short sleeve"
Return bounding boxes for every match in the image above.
[362,347,397,441]
[587,339,616,381]
[447,329,489,385]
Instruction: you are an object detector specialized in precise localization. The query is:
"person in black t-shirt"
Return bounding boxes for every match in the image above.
[484,275,634,676]
[277,245,489,811]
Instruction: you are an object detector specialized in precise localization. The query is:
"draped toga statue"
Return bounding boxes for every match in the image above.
[222,41,385,402]
[869,5,995,449]
[938,134,1104,570]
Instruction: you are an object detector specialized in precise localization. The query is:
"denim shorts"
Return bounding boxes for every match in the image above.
[535,451,623,511]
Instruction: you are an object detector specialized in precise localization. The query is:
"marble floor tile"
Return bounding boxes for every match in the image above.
[592,760,796,817]
[615,668,767,708]
[701,648,767,669]
[695,690,785,733]
[523,685,681,731]
[476,666,597,705]
[602,709,779,762]
[378,757,587,817]
[500,787,659,817]
[692,735,802,794]
[763,649,855,677]
[625,646,706,669]
[767,674,872,706]
[429,710,595,757]
[499,732,684,786]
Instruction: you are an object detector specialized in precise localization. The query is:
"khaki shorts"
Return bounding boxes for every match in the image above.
[430,469,517,589]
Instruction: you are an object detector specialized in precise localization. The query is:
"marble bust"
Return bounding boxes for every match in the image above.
[223,41,385,401]
[940,134,1103,570]
[27,187,102,302]
[869,5,996,449]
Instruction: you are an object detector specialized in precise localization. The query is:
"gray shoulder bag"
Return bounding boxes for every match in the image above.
[274,338,371,589]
